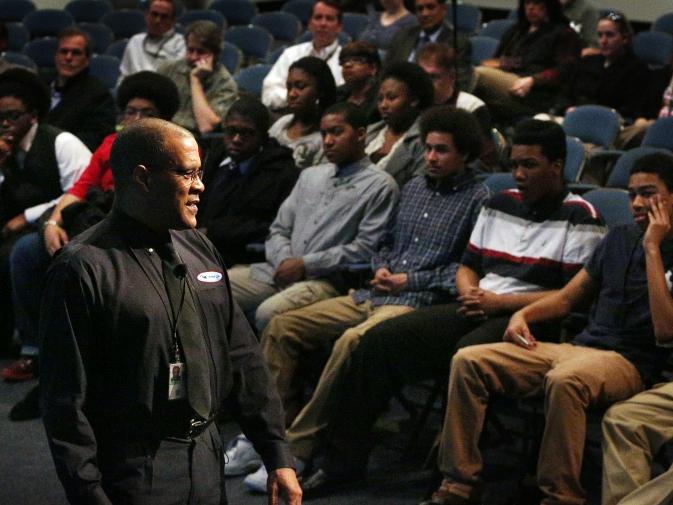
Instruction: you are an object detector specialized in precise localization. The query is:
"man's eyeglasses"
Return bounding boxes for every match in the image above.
[57,47,86,57]
[123,107,159,119]
[0,109,29,123]
[166,168,204,183]
[223,126,257,138]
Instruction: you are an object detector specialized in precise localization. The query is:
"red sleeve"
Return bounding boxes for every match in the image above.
[533,27,581,87]
[67,134,116,199]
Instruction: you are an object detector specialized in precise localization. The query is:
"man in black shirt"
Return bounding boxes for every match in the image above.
[40,119,302,505]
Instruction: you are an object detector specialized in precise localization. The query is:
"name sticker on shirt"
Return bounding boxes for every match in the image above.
[197,271,223,283]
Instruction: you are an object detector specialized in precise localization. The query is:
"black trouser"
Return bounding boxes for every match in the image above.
[100,423,226,505]
[323,303,514,471]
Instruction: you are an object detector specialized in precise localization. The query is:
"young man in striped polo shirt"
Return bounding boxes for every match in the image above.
[299,119,607,497]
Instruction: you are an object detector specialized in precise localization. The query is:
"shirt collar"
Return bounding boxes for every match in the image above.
[424,170,477,193]
[523,188,569,218]
[420,23,445,41]
[332,156,369,178]
[19,122,39,153]
[109,207,172,248]
[311,38,340,60]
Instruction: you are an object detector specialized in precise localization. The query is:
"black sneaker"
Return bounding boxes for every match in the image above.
[9,385,41,421]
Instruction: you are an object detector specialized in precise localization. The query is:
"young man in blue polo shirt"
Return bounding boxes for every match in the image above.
[423,152,673,505]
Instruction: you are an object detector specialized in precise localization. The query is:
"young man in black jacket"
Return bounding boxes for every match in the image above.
[198,97,299,267]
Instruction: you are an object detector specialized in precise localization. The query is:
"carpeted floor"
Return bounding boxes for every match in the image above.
[0,358,605,505]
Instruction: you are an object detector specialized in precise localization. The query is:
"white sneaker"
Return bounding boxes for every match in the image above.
[223,434,262,476]
[243,459,306,494]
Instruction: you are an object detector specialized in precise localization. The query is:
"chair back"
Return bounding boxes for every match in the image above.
[633,31,673,69]
[469,35,499,65]
[23,9,74,39]
[564,136,585,183]
[211,0,258,26]
[178,10,227,29]
[642,117,673,151]
[251,12,302,45]
[235,63,272,96]
[606,146,670,188]
[78,22,114,53]
[65,0,112,23]
[100,9,146,40]
[219,41,242,75]
[563,105,621,148]
[0,0,36,23]
[445,3,482,34]
[90,54,120,91]
[224,25,273,61]
[582,189,634,228]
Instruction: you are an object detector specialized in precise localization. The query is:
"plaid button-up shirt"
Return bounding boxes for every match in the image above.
[352,172,489,308]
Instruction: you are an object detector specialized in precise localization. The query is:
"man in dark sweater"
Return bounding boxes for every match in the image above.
[45,27,116,151]
[198,97,299,267]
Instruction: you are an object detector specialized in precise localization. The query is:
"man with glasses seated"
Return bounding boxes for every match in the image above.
[45,27,116,151]
[119,0,185,80]
[0,68,91,358]
[1,71,180,420]
[198,97,299,267]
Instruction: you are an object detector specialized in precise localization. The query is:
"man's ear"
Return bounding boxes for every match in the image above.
[552,158,564,177]
[132,164,151,192]
[356,126,367,144]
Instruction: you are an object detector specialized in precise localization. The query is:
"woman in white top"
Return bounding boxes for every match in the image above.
[268,56,337,169]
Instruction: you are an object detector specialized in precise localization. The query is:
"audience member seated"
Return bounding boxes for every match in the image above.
[418,43,491,136]
[119,0,185,80]
[262,0,344,111]
[297,120,606,497]
[553,11,646,122]
[365,61,434,187]
[3,71,179,421]
[474,0,581,122]
[0,69,91,356]
[45,28,116,151]
[268,56,336,169]
[228,101,398,333]
[359,0,417,59]
[561,0,599,50]
[198,97,300,266]
[231,107,490,492]
[420,152,673,505]
[335,41,381,125]
[158,21,237,137]
[386,0,472,93]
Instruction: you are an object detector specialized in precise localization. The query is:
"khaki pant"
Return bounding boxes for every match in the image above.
[227,265,339,331]
[261,294,413,434]
[440,342,643,505]
[474,66,537,118]
[602,382,673,505]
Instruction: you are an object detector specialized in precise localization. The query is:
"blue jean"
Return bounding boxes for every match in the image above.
[10,232,51,356]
